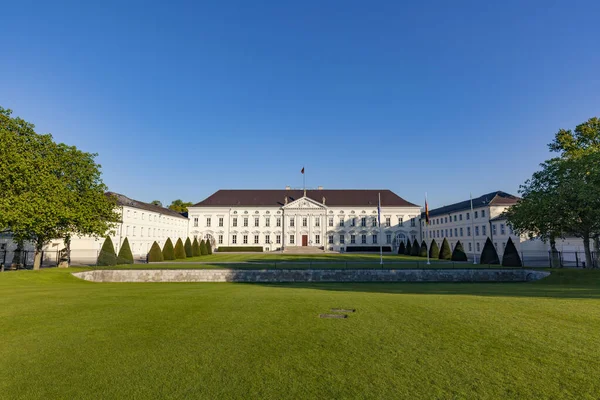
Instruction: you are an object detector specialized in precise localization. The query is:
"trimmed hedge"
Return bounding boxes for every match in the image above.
[97,236,117,266]
[117,237,134,264]
[502,237,522,267]
[162,238,175,260]
[346,246,392,252]
[419,240,428,257]
[439,238,452,260]
[405,240,412,256]
[217,246,263,253]
[200,239,208,256]
[480,237,500,265]
[398,241,405,255]
[410,239,420,256]
[192,238,200,257]
[148,241,164,262]
[429,239,439,259]
[451,240,468,261]
[207,240,213,255]
[174,238,186,259]
[184,238,193,258]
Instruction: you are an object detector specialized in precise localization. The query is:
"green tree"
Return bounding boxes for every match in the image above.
[174,238,186,259]
[148,241,164,262]
[184,238,193,257]
[480,238,500,265]
[117,237,134,264]
[168,199,193,213]
[549,117,600,158]
[419,241,428,257]
[0,107,120,269]
[200,239,208,256]
[405,240,412,256]
[162,238,175,260]
[502,237,522,267]
[439,238,452,260]
[397,241,405,255]
[97,236,117,266]
[429,239,439,259]
[451,241,468,262]
[410,239,420,256]
[206,238,213,255]
[192,238,200,257]
[150,200,163,207]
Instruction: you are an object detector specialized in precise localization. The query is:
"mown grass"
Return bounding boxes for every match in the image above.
[1,268,599,399]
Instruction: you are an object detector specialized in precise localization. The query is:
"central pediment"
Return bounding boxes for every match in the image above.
[283,196,326,210]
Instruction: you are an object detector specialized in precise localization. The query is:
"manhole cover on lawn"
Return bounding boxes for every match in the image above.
[319,314,348,319]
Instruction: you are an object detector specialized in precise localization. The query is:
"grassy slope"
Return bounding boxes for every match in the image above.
[0,268,599,399]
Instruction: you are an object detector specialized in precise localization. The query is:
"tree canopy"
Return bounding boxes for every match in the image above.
[150,200,163,207]
[168,199,193,213]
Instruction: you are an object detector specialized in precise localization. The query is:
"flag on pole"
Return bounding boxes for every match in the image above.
[301,167,304,174]
[425,197,430,225]
[377,196,381,227]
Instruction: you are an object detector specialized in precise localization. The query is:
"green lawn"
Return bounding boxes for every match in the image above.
[1,268,599,399]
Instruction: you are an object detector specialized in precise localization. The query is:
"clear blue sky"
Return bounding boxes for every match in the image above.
[2,0,599,208]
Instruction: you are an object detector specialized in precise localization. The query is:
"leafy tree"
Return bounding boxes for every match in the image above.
[0,107,120,269]
[480,238,500,265]
[502,237,522,267]
[162,238,175,260]
[549,117,600,158]
[429,239,439,259]
[148,241,164,262]
[419,241,428,257]
[410,239,420,256]
[398,241,405,255]
[174,238,186,259]
[184,238,193,257]
[192,238,200,257]
[405,240,412,256]
[168,199,193,213]
[451,241,468,261]
[200,239,208,256]
[117,237,134,264]
[150,200,163,207]
[97,236,117,266]
[438,238,452,260]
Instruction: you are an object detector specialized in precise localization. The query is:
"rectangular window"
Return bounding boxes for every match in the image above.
[339,217,344,227]
[140,227,144,237]
[445,229,448,237]
[362,217,367,227]
[134,211,137,219]
[142,213,145,220]
[453,215,457,222]
[411,218,416,227]
[315,217,320,227]
[372,218,377,227]
[218,217,223,227]
[218,235,223,244]
[429,231,432,238]
[494,242,498,250]
[193,217,198,227]
[482,225,486,236]
[449,229,453,237]
[233,218,238,227]
[475,226,479,236]
[501,224,506,235]
[398,217,403,226]
[502,242,506,249]
[475,211,478,219]
[467,227,471,236]
[459,227,463,236]
[255,218,259,227]
[350,235,356,244]
[385,217,391,227]
[492,224,497,235]
[302,217,308,227]
[243,218,248,227]
[290,235,295,244]
[459,214,463,221]
[340,235,345,244]
[207,218,211,227]
[476,242,480,252]
[328,235,334,244]
[361,234,367,244]
[232,235,237,244]
[254,235,259,244]
[329,217,334,227]
[133,226,136,236]
[315,235,320,244]
[468,242,472,251]
[466,213,470,220]
[386,234,391,244]
[482,210,486,217]
[276,235,281,244]
[372,235,377,244]
[445,217,448,223]
[243,235,248,244]
[276,218,281,227]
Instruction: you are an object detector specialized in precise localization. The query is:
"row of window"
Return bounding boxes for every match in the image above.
[332,234,392,244]
[465,241,507,253]
[226,233,395,245]
[125,226,184,238]
[424,224,509,240]
[126,209,184,225]
[194,216,418,228]
[426,209,487,226]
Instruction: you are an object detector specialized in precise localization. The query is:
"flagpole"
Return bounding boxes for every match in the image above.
[426,193,430,265]
[470,193,477,264]
[379,192,383,265]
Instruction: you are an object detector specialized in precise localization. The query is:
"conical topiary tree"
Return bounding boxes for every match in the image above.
[480,237,500,265]
[451,240,468,261]
[192,238,200,256]
[206,239,213,255]
[429,239,439,259]
[405,240,412,256]
[398,241,405,255]
[174,238,186,259]
[502,237,522,267]
[184,238,193,258]
[200,239,208,256]
[439,238,452,260]
[162,238,175,260]
[410,239,420,256]
[97,236,117,266]
[419,240,428,257]
[117,237,134,264]
[148,241,164,262]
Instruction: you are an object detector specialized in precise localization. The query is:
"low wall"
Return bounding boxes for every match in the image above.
[73,269,550,283]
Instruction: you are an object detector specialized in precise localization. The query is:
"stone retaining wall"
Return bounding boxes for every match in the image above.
[73,269,550,283]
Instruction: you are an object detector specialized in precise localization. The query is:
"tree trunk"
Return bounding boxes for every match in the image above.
[549,236,561,268]
[33,241,43,270]
[582,232,592,269]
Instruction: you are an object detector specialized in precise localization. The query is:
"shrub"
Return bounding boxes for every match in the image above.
[162,238,175,260]
[217,246,263,253]
[405,240,412,256]
[480,237,500,265]
[398,241,405,255]
[97,236,117,266]
[346,246,392,252]
[502,237,522,267]
[184,238,193,257]
[451,240,468,261]
[439,238,452,260]
[206,240,213,255]
[192,238,200,257]
[419,241,428,257]
[410,239,420,256]
[200,239,208,256]
[117,237,134,264]
[148,241,164,262]
[429,239,439,259]
[174,238,186,259]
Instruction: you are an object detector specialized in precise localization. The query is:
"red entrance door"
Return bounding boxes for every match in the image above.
[302,235,308,246]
